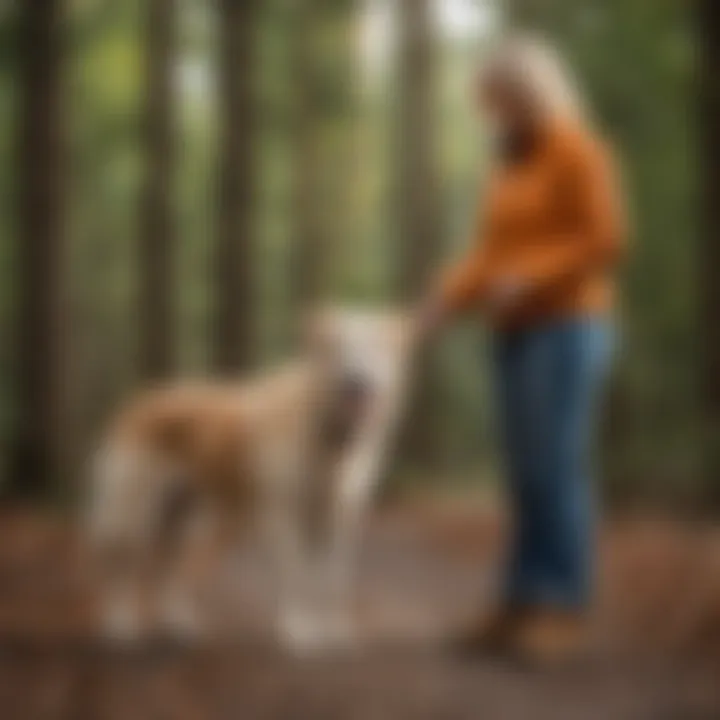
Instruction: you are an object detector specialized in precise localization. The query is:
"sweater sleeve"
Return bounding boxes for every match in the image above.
[508,133,627,295]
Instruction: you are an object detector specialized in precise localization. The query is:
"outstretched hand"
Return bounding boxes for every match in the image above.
[485,274,528,316]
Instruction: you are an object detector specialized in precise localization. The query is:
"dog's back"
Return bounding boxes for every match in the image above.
[93,362,316,526]
[111,384,254,508]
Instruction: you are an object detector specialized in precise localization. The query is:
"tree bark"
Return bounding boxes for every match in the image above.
[139,0,177,381]
[291,2,324,310]
[8,0,67,497]
[213,0,258,374]
[699,0,720,501]
[396,0,439,303]
[396,0,441,467]
[507,0,545,29]
[290,0,357,312]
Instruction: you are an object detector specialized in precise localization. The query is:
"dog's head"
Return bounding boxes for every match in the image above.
[305,307,416,446]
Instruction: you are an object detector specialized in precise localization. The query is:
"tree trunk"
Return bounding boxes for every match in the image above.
[396,0,441,467]
[396,0,439,303]
[507,0,545,29]
[139,0,177,381]
[290,0,357,312]
[213,0,258,374]
[699,0,720,502]
[291,3,322,310]
[8,0,67,497]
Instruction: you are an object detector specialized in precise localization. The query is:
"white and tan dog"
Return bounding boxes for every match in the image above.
[86,308,415,651]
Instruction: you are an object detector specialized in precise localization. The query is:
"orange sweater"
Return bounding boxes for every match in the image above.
[441,121,626,329]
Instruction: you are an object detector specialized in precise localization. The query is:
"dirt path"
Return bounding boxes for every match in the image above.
[0,506,718,719]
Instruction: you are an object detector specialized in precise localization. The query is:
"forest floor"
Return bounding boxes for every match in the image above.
[0,501,720,720]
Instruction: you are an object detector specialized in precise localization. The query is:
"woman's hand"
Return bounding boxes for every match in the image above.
[414,273,528,339]
[485,274,528,315]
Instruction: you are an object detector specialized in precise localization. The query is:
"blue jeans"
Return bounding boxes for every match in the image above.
[493,316,613,609]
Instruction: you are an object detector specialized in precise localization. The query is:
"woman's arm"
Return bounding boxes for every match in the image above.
[439,241,491,314]
[435,185,503,316]
[416,213,491,340]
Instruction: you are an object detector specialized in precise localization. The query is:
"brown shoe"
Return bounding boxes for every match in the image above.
[505,608,590,666]
[450,606,526,657]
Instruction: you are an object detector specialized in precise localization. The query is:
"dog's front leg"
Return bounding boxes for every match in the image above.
[262,493,318,652]
[321,434,385,648]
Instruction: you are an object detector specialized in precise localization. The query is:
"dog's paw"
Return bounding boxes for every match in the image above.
[101,601,143,644]
[278,606,359,655]
[158,594,204,642]
[277,609,327,655]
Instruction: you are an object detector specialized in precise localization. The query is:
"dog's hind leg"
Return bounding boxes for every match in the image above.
[87,444,151,642]
[88,444,196,642]
[154,497,220,641]
[94,542,148,642]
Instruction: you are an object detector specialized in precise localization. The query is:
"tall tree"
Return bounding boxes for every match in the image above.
[699,0,720,499]
[9,0,66,496]
[396,0,441,465]
[291,0,358,311]
[507,0,544,28]
[139,0,177,380]
[213,0,258,373]
[396,0,439,303]
[291,3,324,310]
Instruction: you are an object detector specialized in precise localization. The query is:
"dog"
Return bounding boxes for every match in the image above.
[85,307,415,650]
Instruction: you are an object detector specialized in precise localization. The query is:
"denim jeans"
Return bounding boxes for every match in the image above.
[493,316,614,609]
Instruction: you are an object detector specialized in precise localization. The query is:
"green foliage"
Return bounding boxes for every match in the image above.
[0,0,699,500]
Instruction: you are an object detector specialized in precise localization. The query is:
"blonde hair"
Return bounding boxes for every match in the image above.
[482,34,586,124]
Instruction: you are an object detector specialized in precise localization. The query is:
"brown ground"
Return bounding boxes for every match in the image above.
[0,502,719,720]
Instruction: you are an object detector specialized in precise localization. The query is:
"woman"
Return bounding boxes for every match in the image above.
[420,36,626,663]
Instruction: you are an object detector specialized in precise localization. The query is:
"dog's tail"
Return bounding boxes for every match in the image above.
[84,442,142,553]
